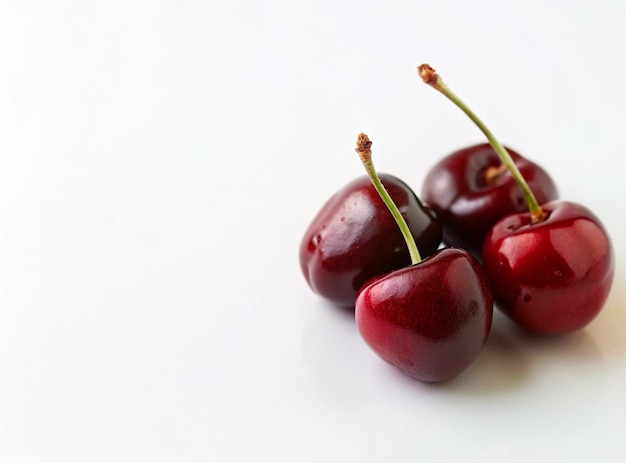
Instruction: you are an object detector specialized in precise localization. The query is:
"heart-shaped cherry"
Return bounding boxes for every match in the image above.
[354,133,493,382]
[300,173,442,308]
[419,64,614,334]
[421,142,558,257]
[357,247,494,381]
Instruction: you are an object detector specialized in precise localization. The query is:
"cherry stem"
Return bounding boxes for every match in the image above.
[355,133,422,265]
[417,64,545,224]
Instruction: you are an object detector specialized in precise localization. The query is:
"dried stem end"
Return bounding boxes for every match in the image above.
[417,64,440,88]
[355,132,373,163]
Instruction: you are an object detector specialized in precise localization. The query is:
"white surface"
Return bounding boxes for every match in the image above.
[1,1,626,461]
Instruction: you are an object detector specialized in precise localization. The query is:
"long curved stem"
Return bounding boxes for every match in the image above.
[418,64,545,224]
[355,133,422,265]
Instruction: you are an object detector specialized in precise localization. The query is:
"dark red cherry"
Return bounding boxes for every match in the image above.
[356,247,493,382]
[482,200,614,334]
[300,174,442,307]
[421,143,558,257]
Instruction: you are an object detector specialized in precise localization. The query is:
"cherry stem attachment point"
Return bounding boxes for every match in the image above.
[355,133,422,265]
[417,64,545,224]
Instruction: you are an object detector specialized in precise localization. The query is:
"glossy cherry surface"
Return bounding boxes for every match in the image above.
[300,174,442,307]
[482,200,614,334]
[355,247,493,382]
[421,143,558,257]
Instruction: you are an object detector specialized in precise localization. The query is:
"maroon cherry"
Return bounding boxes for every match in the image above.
[419,64,614,334]
[357,248,494,381]
[300,172,442,308]
[354,133,493,382]
[482,201,614,334]
[421,142,558,257]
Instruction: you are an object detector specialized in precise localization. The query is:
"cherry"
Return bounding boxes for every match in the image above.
[418,64,614,334]
[354,133,493,382]
[357,248,494,381]
[482,201,614,334]
[300,173,442,308]
[421,142,558,257]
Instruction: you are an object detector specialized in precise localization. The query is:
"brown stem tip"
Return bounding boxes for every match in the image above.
[483,163,509,186]
[417,64,439,88]
[355,132,373,162]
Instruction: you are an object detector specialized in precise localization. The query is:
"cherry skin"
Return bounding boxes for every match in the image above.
[356,247,493,382]
[421,143,558,257]
[482,200,614,334]
[300,174,442,307]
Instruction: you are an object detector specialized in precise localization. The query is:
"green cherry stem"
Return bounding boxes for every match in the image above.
[355,133,422,265]
[417,64,545,224]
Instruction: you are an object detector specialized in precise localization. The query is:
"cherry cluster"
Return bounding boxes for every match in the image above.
[299,64,615,383]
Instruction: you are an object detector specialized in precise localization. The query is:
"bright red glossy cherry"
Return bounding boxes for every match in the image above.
[482,201,614,334]
[300,173,442,307]
[356,247,493,382]
[422,143,558,256]
[353,133,493,382]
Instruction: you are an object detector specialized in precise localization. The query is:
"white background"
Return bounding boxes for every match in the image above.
[2,1,626,461]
